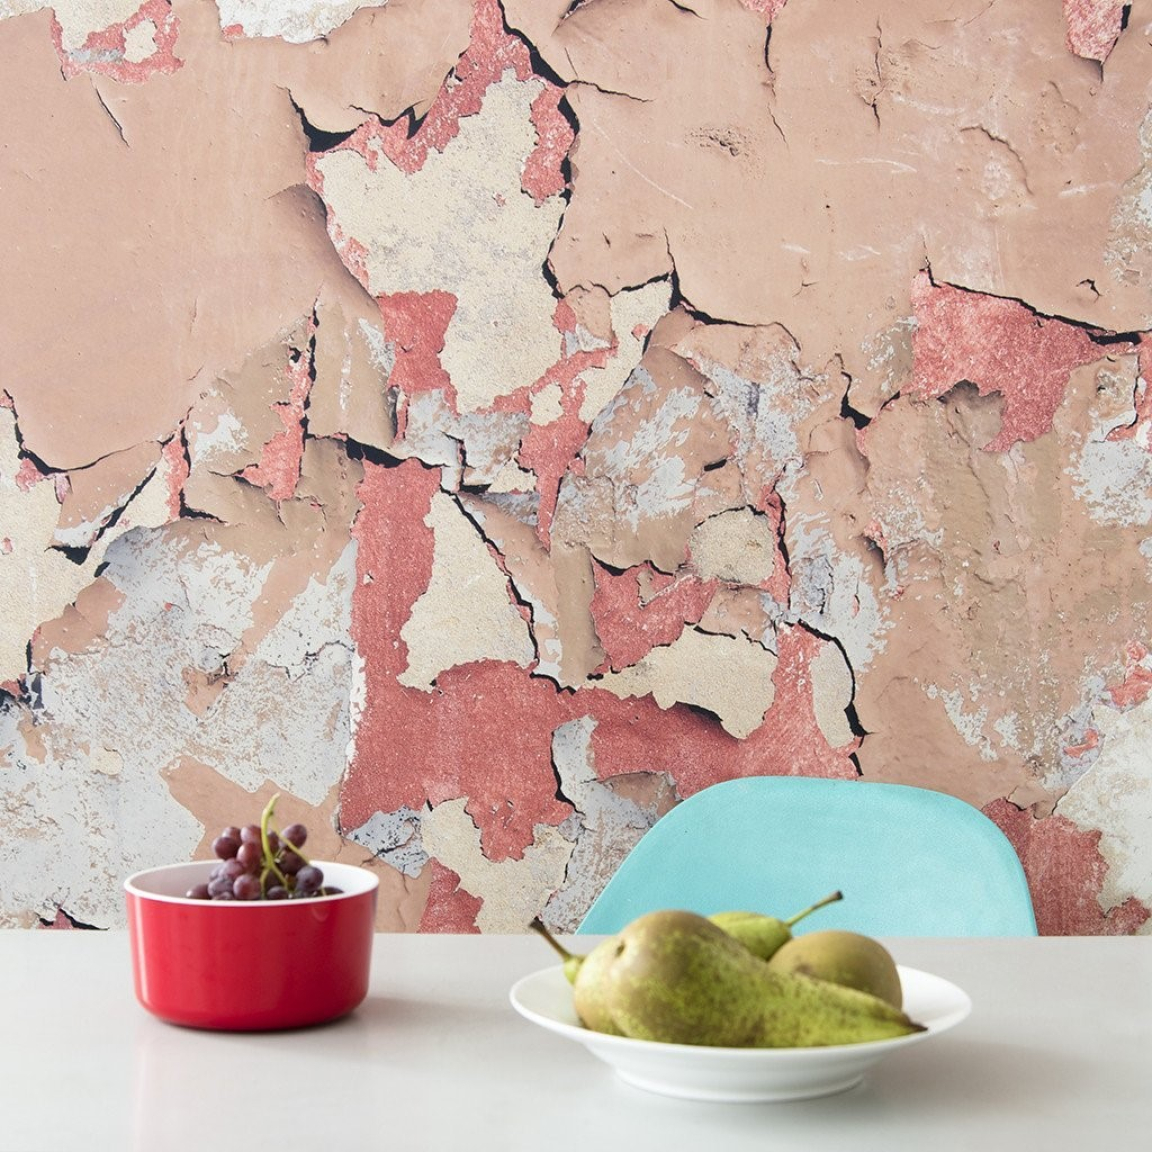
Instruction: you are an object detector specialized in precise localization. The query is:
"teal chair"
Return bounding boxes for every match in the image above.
[578,776,1037,936]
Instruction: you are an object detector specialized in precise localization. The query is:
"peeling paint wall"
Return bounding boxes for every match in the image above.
[2,0,1150,935]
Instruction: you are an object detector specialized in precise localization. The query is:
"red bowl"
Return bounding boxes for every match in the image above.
[125,860,379,1031]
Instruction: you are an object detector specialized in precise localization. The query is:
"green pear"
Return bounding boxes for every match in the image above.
[767,929,904,1009]
[600,909,924,1047]
[529,918,623,1035]
[709,890,843,960]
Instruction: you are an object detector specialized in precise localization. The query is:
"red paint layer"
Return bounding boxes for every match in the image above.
[378,291,458,407]
[418,861,483,932]
[590,563,718,672]
[523,84,573,204]
[53,0,182,83]
[1063,0,1125,62]
[14,457,49,494]
[985,799,1150,935]
[164,434,190,521]
[910,274,1119,451]
[241,339,314,502]
[1108,641,1152,709]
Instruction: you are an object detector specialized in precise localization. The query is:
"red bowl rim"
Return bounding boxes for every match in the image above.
[124,859,379,907]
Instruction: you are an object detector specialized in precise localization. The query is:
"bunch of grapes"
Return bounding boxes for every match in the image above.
[186,795,338,901]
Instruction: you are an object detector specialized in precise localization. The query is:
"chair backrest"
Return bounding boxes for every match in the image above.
[578,776,1037,936]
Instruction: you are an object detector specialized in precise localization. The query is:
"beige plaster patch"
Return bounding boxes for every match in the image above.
[458,493,605,687]
[0,0,141,51]
[421,796,573,933]
[317,72,566,413]
[399,492,535,689]
[122,17,156,61]
[690,507,776,585]
[595,627,777,740]
[810,639,856,749]
[215,0,372,43]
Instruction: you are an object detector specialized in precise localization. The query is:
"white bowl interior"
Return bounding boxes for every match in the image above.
[125,859,379,903]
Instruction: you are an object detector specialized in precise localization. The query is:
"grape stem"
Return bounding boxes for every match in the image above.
[260,793,290,892]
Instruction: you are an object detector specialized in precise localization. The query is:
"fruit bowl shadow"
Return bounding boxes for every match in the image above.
[125,860,379,1032]
[509,964,971,1103]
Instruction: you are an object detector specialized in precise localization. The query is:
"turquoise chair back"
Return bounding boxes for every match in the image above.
[578,776,1037,936]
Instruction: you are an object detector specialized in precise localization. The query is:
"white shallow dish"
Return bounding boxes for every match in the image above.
[510,964,971,1102]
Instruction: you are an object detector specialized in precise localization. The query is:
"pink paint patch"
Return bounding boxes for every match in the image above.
[591,563,719,672]
[53,0,181,84]
[985,799,1150,935]
[910,274,1122,451]
[1063,0,1126,62]
[418,861,483,932]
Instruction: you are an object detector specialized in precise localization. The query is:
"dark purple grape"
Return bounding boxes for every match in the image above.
[240,824,262,845]
[282,823,307,849]
[212,834,241,860]
[186,883,211,900]
[233,874,263,900]
[207,875,233,898]
[265,830,280,854]
[294,865,324,895]
[236,841,263,872]
[278,849,304,875]
[220,858,246,881]
[211,890,235,901]
[265,885,290,900]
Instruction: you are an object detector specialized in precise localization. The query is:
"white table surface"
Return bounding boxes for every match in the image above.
[1,931,1148,1151]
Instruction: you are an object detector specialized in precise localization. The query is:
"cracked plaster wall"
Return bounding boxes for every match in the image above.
[1,0,1150,937]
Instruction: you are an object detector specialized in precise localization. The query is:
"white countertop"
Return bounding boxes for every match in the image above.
[1,932,1148,1151]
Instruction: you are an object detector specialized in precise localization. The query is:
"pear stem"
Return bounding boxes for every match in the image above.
[784,889,843,928]
[529,917,579,963]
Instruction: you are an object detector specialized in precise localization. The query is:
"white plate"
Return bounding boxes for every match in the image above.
[509,964,971,1102]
